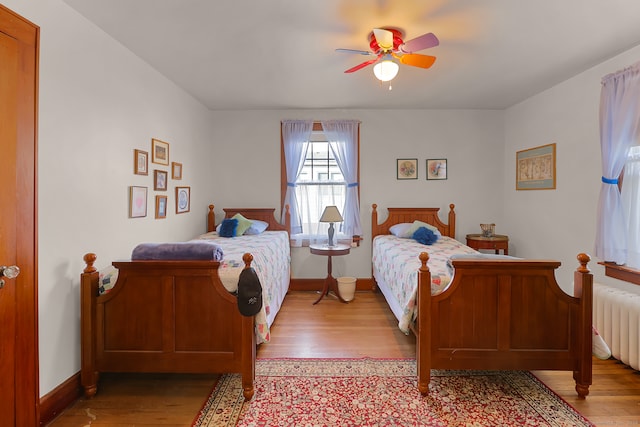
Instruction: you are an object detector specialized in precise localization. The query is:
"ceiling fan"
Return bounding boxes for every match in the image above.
[336,28,439,82]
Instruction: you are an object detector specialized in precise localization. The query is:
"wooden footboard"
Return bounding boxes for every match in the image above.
[81,253,257,401]
[415,252,593,398]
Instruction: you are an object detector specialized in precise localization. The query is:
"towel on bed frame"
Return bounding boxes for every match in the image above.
[131,241,224,261]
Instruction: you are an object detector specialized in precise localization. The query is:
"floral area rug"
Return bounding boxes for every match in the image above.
[192,358,593,427]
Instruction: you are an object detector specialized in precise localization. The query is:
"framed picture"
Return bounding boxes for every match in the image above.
[129,186,147,218]
[134,149,148,175]
[172,162,183,180]
[154,170,168,191]
[155,195,167,219]
[516,143,556,190]
[427,159,447,180]
[151,138,170,165]
[397,158,418,180]
[176,186,190,214]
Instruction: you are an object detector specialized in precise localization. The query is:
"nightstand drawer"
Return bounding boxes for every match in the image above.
[466,234,509,255]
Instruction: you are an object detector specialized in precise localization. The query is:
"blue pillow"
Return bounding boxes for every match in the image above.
[219,218,238,237]
[413,227,438,245]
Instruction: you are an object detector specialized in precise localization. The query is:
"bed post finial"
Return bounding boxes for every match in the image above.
[448,204,456,238]
[83,253,97,273]
[577,253,591,273]
[207,204,216,233]
[419,252,430,271]
[242,253,254,268]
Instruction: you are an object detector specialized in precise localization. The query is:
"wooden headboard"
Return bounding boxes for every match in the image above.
[371,203,456,239]
[207,204,291,234]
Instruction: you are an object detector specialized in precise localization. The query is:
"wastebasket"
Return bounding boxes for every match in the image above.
[337,277,356,302]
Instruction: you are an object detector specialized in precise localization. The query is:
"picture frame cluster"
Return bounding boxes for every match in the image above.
[397,158,448,180]
[130,138,190,218]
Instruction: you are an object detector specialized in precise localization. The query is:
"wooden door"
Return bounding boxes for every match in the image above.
[0,5,39,425]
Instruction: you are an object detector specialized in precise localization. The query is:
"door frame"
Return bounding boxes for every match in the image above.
[0,4,39,425]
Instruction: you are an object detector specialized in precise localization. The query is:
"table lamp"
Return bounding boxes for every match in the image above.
[319,205,343,247]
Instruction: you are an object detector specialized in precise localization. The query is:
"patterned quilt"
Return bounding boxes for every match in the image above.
[372,235,477,334]
[196,231,291,344]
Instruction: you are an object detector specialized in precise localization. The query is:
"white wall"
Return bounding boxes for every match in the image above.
[3,0,215,396]
[209,109,505,279]
[504,44,640,293]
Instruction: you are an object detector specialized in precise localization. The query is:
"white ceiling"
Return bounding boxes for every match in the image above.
[63,0,640,111]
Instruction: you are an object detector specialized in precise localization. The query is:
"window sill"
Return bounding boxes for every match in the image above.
[599,261,640,286]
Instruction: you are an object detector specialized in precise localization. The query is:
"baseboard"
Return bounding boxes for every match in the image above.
[290,277,374,291]
[39,372,81,426]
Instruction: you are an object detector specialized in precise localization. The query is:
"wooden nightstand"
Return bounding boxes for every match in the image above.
[466,234,509,255]
[309,243,350,304]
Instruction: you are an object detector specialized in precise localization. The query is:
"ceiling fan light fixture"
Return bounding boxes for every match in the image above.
[373,57,399,82]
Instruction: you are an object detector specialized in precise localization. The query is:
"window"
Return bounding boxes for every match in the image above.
[603,145,640,284]
[296,140,346,236]
[281,120,361,246]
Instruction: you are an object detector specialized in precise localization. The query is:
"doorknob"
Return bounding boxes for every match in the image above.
[0,265,20,289]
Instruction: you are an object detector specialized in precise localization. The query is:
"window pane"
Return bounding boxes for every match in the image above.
[295,141,346,237]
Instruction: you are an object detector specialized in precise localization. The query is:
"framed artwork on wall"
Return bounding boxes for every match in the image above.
[172,162,182,180]
[176,186,190,214]
[154,170,168,191]
[151,138,170,165]
[134,149,148,175]
[426,159,447,180]
[155,195,167,219]
[397,158,418,180]
[516,143,556,190]
[129,186,147,218]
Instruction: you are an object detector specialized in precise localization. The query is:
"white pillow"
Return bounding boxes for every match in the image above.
[244,219,269,235]
[389,223,413,238]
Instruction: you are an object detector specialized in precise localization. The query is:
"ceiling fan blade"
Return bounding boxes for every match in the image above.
[373,28,394,50]
[399,54,436,69]
[344,57,380,73]
[399,32,439,54]
[335,48,375,56]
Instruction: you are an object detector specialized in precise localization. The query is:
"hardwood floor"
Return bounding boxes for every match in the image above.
[47,290,640,426]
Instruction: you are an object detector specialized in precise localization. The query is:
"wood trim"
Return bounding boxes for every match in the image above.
[599,261,640,286]
[39,373,81,426]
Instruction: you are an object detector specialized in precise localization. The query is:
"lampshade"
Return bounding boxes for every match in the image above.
[373,56,399,82]
[319,206,343,223]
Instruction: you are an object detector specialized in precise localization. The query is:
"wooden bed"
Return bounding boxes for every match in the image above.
[81,205,290,401]
[371,203,593,398]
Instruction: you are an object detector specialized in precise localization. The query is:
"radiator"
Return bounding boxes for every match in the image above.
[594,283,640,370]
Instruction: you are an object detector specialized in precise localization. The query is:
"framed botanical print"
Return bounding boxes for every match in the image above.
[172,162,182,180]
[134,149,148,175]
[426,159,447,180]
[397,158,418,180]
[155,195,167,219]
[129,186,147,218]
[154,170,168,191]
[176,186,190,214]
[151,138,170,166]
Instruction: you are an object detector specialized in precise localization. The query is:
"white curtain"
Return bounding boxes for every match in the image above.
[622,146,640,268]
[321,120,362,237]
[595,62,640,264]
[281,120,313,234]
